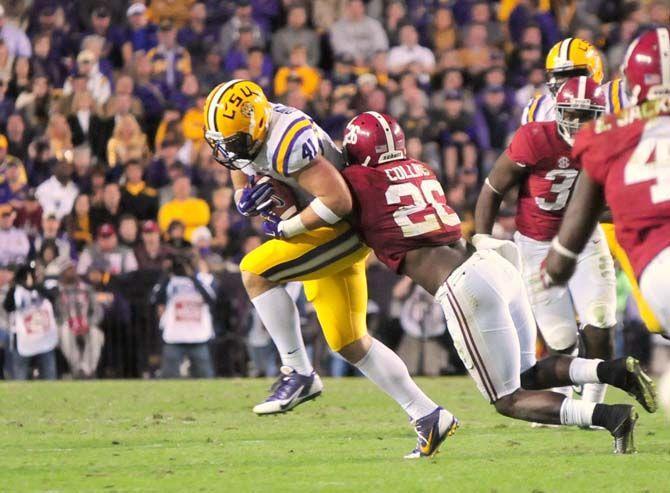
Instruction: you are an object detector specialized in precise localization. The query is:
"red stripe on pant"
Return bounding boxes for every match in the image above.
[445,286,498,402]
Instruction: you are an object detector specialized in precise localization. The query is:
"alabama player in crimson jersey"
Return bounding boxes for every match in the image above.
[340,111,656,454]
[545,28,670,336]
[475,76,617,407]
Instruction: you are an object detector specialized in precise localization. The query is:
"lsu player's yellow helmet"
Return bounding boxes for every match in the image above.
[545,38,604,94]
[203,79,272,169]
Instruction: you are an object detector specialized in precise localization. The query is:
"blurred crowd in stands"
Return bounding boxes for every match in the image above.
[0,0,667,380]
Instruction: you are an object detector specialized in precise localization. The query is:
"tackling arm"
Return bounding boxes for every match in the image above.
[274,155,353,238]
[544,170,606,284]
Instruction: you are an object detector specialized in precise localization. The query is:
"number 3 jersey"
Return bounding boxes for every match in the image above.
[341,159,462,273]
[573,98,670,278]
[506,121,578,241]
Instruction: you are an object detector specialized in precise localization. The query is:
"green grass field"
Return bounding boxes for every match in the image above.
[1,377,668,493]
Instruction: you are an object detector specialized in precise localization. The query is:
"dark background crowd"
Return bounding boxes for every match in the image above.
[0,0,667,380]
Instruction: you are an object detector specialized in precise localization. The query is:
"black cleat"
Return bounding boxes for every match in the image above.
[609,405,638,454]
[620,357,658,413]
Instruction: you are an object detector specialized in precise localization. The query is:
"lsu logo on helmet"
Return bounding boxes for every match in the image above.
[203,79,272,169]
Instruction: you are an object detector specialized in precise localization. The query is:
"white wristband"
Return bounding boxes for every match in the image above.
[485,178,502,195]
[551,237,579,259]
[280,214,308,238]
[310,198,341,224]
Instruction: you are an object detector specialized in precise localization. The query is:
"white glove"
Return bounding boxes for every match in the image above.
[471,234,523,271]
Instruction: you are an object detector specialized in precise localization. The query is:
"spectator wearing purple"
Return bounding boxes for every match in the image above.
[223,25,262,75]
[27,4,68,61]
[508,1,560,53]
[506,26,544,88]
[121,3,158,66]
[169,73,200,114]
[131,54,166,138]
[147,19,192,95]
[329,0,388,67]
[0,5,31,58]
[473,84,515,170]
[178,2,218,66]
[271,4,320,68]
[436,90,478,183]
[218,0,264,57]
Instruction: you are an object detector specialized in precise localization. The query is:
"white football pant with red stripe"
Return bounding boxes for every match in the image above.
[436,249,537,402]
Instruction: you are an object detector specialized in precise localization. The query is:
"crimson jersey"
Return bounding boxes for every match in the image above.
[342,159,462,273]
[573,98,670,278]
[506,121,579,241]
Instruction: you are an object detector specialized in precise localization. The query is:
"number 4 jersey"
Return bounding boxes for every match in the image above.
[341,159,462,273]
[506,121,578,241]
[574,98,670,278]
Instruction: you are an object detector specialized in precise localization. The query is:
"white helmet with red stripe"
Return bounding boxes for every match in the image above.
[555,76,605,146]
[622,27,670,106]
[342,111,406,167]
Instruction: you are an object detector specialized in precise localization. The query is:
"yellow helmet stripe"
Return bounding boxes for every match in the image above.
[273,117,312,176]
[207,79,241,133]
[610,79,621,113]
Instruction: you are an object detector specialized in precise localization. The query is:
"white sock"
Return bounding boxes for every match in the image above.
[354,338,443,421]
[559,398,596,427]
[582,383,607,404]
[569,357,603,384]
[251,286,313,376]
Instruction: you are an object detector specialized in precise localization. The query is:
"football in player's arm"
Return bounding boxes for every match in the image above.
[340,111,656,455]
[231,153,352,239]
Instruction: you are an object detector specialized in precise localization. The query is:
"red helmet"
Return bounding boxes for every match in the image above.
[342,111,406,167]
[555,76,605,145]
[622,27,670,106]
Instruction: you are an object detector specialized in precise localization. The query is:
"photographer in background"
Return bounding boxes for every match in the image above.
[151,253,216,378]
[3,261,58,380]
[53,257,104,378]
